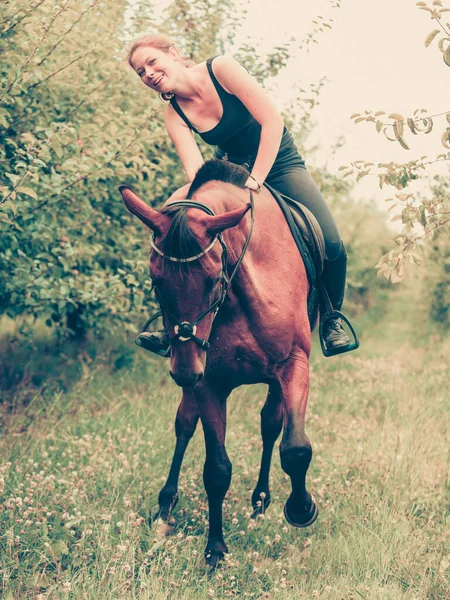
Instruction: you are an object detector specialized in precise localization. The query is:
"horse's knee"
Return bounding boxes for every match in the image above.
[203,457,232,497]
[280,443,312,478]
[175,411,198,441]
[260,402,283,442]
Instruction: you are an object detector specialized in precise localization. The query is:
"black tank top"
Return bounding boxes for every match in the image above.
[170,57,263,159]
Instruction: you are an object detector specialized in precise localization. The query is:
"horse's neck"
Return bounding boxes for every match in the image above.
[192,182,288,262]
[193,182,309,354]
[191,182,245,213]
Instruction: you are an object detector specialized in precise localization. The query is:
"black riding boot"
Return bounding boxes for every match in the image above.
[135,328,171,357]
[321,243,351,351]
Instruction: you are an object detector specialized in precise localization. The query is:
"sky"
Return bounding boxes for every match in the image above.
[234,0,450,206]
[150,0,450,208]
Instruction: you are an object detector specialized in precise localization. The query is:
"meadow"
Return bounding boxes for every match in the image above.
[0,281,449,599]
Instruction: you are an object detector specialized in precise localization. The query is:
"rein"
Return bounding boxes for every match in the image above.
[148,190,255,351]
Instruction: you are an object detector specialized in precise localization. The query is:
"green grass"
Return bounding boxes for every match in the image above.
[0,284,449,599]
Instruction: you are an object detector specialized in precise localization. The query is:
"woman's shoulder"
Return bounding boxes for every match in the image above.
[207,55,246,94]
[209,55,242,71]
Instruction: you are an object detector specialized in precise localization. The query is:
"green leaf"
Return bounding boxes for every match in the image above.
[444,44,450,67]
[419,205,427,227]
[2,200,17,215]
[5,172,20,185]
[424,29,440,47]
[17,186,38,200]
[51,540,69,557]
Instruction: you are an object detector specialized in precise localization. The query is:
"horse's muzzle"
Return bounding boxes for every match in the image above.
[169,369,204,388]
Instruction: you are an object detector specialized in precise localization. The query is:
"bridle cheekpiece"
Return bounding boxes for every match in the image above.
[143,192,255,351]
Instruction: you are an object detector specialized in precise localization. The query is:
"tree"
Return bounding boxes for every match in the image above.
[0,0,179,339]
[340,0,450,284]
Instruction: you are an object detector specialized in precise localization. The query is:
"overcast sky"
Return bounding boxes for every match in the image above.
[236,0,449,205]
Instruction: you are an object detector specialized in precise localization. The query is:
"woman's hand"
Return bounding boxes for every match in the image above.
[166,183,191,203]
[245,175,262,192]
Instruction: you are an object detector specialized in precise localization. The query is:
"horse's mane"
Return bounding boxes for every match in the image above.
[159,160,248,266]
[187,159,249,198]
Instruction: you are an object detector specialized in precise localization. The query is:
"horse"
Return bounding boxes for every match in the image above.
[119,159,318,567]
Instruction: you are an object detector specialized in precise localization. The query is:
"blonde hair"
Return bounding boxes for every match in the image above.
[127,33,194,101]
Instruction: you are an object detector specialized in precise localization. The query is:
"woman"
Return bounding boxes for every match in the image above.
[128,33,350,354]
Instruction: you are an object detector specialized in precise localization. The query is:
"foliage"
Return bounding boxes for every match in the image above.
[1,0,356,343]
[0,0,184,340]
[340,1,450,285]
[427,236,450,326]
[312,167,392,314]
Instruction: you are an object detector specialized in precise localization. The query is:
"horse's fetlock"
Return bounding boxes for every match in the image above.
[158,486,178,508]
[280,444,312,477]
[204,458,232,493]
[251,487,271,508]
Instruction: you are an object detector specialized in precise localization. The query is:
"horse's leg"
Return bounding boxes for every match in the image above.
[277,350,319,528]
[155,388,199,528]
[196,381,232,568]
[251,385,283,517]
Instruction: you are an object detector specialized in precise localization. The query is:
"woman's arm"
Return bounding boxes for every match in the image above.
[164,104,204,182]
[211,56,285,188]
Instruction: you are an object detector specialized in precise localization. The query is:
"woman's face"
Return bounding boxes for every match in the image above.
[131,45,180,92]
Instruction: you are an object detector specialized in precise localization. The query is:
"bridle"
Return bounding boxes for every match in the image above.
[144,190,255,351]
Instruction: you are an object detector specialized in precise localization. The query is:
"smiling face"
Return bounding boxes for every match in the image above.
[130,45,180,92]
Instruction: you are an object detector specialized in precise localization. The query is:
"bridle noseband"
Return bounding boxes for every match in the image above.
[146,191,255,351]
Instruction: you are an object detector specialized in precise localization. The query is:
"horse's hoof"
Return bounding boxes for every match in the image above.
[205,539,228,569]
[283,494,319,528]
[205,550,224,569]
[154,517,174,537]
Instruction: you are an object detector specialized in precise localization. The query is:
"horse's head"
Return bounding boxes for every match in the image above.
[120,185,250,387]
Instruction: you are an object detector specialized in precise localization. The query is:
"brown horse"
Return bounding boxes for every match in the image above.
[120,160,318,567]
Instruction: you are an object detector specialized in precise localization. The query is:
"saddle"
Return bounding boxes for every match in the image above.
[264,183,325,329]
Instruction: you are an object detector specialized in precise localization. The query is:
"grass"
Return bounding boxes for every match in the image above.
[0,283,449,599]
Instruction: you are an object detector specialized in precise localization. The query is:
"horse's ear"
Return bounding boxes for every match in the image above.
[119,185,167,233]
[204,203,251,236]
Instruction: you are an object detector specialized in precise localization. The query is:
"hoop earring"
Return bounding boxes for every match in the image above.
[159,91,174,102]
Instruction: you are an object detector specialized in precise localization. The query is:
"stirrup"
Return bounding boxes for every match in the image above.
[319,310,359,357]
[135,311,171,358]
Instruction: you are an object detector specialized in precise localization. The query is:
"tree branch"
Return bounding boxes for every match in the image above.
[404,217,450,251]
[27,43,105,90]
[2,0,48,32]
[28,125,153,214]
[36,0,101,68]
